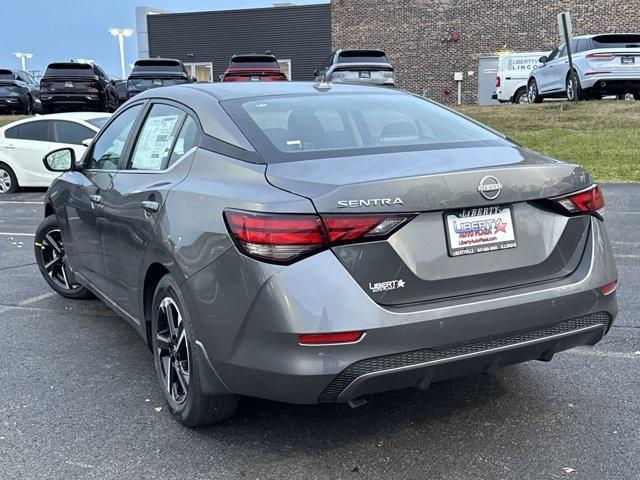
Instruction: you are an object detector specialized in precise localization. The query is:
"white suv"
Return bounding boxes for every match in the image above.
[528,33,640,102]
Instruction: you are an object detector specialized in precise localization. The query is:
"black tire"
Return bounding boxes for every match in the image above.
[635,93,640,101]
[0,162,18,194]
[566,72,584,101]
[151,274,238,427]
[512,87,529,104]
[34,215,94,299]
[527,79,543,103]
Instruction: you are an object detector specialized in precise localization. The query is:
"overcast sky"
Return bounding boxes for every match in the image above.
[1,0,327,78]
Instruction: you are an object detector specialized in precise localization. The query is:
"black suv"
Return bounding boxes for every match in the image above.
[127,59,193,99]
[0,69,41,114]
[40,62,119,113]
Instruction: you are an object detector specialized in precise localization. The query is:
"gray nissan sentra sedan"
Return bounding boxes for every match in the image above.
[34,82,618,426]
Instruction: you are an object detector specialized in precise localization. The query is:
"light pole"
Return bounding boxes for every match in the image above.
[108,28,134,79]
[13,52,33,71]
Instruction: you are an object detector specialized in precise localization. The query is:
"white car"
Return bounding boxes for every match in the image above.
[492,51,548,103]
[0,112,110,193]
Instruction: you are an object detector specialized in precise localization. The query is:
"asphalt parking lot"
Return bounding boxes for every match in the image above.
[1,185,639,480]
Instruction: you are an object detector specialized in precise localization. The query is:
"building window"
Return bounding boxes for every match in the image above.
[185,62,213,83]
[278,59,292,80]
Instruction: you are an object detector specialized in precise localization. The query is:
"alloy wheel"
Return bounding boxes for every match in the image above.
[0,169,11,193]
[156,297,190,404]
[37,229,79,290]
[528,83,537,103]
[517,92,529,104]
[566,77,575,100]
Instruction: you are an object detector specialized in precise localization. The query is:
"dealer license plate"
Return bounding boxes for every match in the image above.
[64,82,74,88]
[153,79,163,86]
[621,56,635,65]
[445,205,517,257]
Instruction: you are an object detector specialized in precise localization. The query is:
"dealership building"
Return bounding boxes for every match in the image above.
[136,1,640,104]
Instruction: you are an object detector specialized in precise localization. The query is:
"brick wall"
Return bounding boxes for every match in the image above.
[331,0,640,104]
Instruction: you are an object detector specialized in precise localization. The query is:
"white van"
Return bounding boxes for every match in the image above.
[492,51,548,103]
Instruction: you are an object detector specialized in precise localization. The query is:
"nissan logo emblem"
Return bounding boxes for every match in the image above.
[477,175,503,200]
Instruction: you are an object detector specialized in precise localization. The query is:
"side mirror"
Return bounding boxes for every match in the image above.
[43,148,75,172]
[539,55,548,64]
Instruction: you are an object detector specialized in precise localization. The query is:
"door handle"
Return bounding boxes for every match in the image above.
[89,194,102,204]
[4,144,15,149]
[141,200,160,213]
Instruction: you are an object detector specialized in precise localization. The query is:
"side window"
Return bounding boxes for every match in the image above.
[547,46,560,62]
[129,104,185,171]
[53,121,96,145]
[168,116,198,167]
[87,104,143,170]
[4,126,19,139]
[15,121,53,142]
[558,44,567,58]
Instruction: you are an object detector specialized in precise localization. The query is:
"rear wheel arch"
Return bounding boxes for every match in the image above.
[44,202,55,218]
[143,263,171,350]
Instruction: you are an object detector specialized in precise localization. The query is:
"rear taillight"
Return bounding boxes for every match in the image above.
[495,76,501,88]
[598,281,617,296]
[551,184,605,219]
[586,52,615,60]
[224,210,414,264]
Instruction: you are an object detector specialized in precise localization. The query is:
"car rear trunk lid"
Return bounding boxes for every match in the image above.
[266,145,593,305]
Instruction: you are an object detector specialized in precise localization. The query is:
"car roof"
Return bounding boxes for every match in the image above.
[573,33,640,40]
[134,81,402,102]
[0,112,111,131]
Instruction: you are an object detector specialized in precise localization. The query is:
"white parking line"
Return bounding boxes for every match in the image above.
[612,241,640,247]
[0,232,35,237]
[0,201,43,205]
[18,292,56,306]
[614,254,640,259]
[568,349,640,360]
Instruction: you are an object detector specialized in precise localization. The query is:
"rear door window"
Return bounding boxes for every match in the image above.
[129,104,185,170]
[53,121,96,145]
[168,116,198,167]
[14,121,53,142]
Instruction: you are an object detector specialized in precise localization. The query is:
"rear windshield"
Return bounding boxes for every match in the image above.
[132,60,185,74]
[86,116,110,129]
[0,70,15,79]
[224,92,504,162]
[338,51,388,63]
[230,56,279,68]
[591,34,640,49]
[44,64,93,77]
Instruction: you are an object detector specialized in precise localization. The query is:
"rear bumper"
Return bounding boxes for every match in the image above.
[186,217,617,404]
[581,75,640,93]
[41,93,102,108]
[0,93,28,109]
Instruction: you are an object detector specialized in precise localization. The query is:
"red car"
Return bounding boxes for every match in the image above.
[220,54,287,82]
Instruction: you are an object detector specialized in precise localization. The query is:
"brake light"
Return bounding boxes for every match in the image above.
[552,185,605,219]
[224,210,415,264]
[495,76,501,88]
[299,331,364,345]
[598,281,617,296]
[587,52,615,60]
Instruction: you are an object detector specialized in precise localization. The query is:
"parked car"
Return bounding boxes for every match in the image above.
[40,62,119,113]
[528,33,640,102]
[220,54,287,82]
[35,82,617,427]
[127,59,194,99]
[314,49,395,86]
[113,79,129,104]
[492,51,547,103]
[0,112,110,193]
[0,69,42,115]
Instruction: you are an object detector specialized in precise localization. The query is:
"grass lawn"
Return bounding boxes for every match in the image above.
[0,115,28,128]
[458,101,640,183]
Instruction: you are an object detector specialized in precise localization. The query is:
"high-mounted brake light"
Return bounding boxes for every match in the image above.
[551,185,605,220]
[224,210,415,264]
